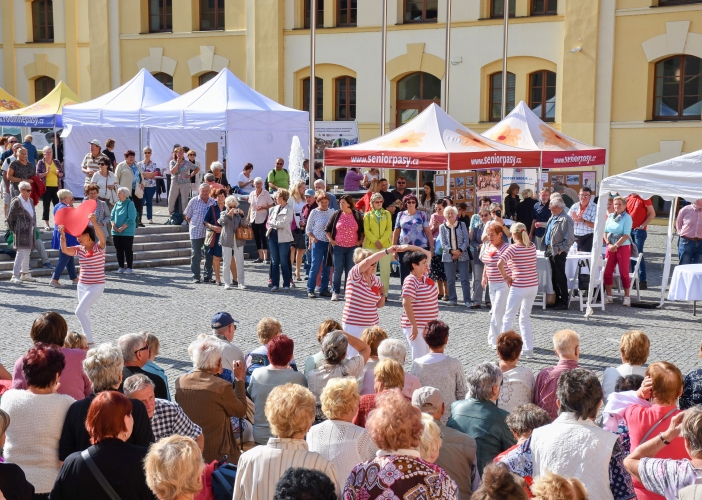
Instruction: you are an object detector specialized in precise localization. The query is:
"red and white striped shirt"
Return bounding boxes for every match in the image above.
[500,244,538,288]
[401,274,439,329]
[74,243,105,284]
[342,265,382,327]
[481,243,510,284]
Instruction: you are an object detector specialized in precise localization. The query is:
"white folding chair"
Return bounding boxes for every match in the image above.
[614,252,643,300]
[579,257,607,311]
[534,289,547,310]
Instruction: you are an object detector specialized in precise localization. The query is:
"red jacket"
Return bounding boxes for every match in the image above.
[29,175,46,206]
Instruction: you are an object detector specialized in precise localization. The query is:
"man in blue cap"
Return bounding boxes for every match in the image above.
[210,312,245,371]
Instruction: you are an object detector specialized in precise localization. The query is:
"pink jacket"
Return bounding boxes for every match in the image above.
[13,347,92,400]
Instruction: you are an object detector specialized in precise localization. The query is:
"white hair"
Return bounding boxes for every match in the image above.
[225,195,238,208]
[314,179,325,189]
[253,177,263,185]
[444,206,458,217]
[198,183,210,192]
[188,335,224,371]
[117,186,131,198]
[377,339,407,365]
[118,333,145,364]
[18,181,31,191]
[42,145,52,153]
[83,343,124,392]
[550,197,566,209]
[210,161,223,172]
[123,373,155,397]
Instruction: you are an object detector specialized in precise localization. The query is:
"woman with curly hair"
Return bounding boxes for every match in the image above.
[144,435,204,500]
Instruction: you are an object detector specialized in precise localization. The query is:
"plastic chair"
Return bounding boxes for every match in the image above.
[613,252,643,300]
[579,257,607,311]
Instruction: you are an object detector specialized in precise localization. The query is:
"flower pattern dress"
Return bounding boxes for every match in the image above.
[395,210,429,248]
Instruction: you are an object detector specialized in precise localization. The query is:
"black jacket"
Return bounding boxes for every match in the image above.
[0,462,34,500]
[120,365,168,400]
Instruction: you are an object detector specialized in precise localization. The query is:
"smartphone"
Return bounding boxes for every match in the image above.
[495,210,502,218]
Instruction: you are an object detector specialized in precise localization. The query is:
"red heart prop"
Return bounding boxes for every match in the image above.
[371,285,380,295]
[55,200,97,237]
[425,277,435,287]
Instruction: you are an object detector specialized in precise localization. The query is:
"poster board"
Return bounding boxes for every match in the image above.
[446,172,477,215]
[314,121,359,160]
[501,168,538,201]
[541,170,597,196]
[205,142,219,172]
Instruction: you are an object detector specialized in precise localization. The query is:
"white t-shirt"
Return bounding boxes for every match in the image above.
[238,172,254,194]
[602,363,647,402]
[292,198,306,226]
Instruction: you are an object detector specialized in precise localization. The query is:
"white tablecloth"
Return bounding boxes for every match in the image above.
[536,251,591,294]
[668,264,702,301]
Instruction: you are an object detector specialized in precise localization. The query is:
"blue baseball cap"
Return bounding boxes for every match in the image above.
[211,312,238,329]
[304,189,315,196]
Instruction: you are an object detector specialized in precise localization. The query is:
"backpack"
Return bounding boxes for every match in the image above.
[166,212,184,225]
[245,352,270,389]
[264,168,288,191]
[211,462,238,500]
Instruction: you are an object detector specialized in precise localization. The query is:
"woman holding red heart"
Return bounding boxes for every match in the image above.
[401,248,437,361]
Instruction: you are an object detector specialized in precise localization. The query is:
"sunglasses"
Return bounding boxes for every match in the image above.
[21,188,31,192]
[480,213,490,217]
[406,201,417,205]
[144,151,152,154]
[397,181,406,184]
[188,153,196,156]
[134,345,149,355]
[276,162,284,165]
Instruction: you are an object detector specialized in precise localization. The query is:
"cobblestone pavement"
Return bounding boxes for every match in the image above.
[2,197,701,395]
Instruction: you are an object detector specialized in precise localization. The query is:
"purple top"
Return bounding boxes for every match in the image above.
[344,169,364,191]
[13,347,92,400]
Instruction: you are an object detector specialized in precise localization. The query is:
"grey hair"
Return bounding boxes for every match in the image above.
[198,183,210,192]
[117,186,131,198]
[552,183,565,193]
[370,192,384,204]
[682,406,702,457]
[488,202,501,212]
[188,334,223,371]
[556,368,602,420]
[225,195,239,208]
[204,173,215,182]
[118,333,146,364]
[42,145,52,153]
[522,188,534,199]
[210,161,223,172]
[505,403,552,437]
[83,343,124,392]
[466,362,503,402]
[57,189,73,201]
[314,179,325,189]
[377,339,407,365]
[18,181,31,191]
[321,330,348,364]
[444,206,458,217]
[253,177,263,185]
[550,197,565,210]
[123,373,155,397]
[540,187,551,194]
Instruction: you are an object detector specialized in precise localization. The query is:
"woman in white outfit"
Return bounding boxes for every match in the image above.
[481,223,510,350]
[217,195,247,290]
[498,223,538,358]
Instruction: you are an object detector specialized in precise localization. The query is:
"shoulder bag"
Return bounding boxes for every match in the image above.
[134,171,144,199]
[641,408,678,444]
[205,206,217,248]
[81,449,122,500]
[236,207,253,240]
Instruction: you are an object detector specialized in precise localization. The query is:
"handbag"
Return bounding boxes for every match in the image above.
[134,172,144,199]
[204,206,217,248]
[236,225,253,241]
[81,449,122,500]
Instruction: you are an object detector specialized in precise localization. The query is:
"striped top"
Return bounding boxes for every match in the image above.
[342,265,382,327]
[500,244,538,288]
[481,243,509,284]
[74,243,105,284]
[401,274,439,329]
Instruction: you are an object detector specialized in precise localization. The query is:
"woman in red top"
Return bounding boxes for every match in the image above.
[498,222,538,358]
[401,248,438,361]
[481,223,510,350]
[58,213,106,346]
[325,195,364,302]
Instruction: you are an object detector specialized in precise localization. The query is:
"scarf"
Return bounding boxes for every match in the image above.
[444,220,459,251]
[372,208,384,220]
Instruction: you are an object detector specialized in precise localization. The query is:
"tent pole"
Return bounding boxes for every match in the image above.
[416,169,420,198]
[443,0,452,113]
[500,0,509,120]
[537,165,542,191]
[380,0,388,138]
[447,155,451,195]
[660,197,678,307]
[309,0,317,162]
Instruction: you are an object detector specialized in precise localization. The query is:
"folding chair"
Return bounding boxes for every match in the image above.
[614,252,643,300]
[579,257,607,311]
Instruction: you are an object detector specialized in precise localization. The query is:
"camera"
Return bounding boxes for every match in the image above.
[495,210,502,218]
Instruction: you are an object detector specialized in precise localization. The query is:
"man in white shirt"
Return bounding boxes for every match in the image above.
[209,312,245,371]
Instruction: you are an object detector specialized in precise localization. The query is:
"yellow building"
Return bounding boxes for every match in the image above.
[1,0,701,212]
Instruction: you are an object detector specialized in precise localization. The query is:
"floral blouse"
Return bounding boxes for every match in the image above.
[137,160,159,188]
[394,210,429,248]
[680,368,702,410]
[639,458,702,500]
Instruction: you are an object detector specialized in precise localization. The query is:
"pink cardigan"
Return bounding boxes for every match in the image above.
[13,347,92,400]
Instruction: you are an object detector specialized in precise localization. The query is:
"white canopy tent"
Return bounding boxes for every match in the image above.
[140,69,309,182]
[61,69,178,195]
[586,149,702,315]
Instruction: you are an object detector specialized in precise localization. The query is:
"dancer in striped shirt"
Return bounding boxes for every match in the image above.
[401,248,437,360]
[481,223,510,350]
[498,222,539,358]
[58,212,106,346]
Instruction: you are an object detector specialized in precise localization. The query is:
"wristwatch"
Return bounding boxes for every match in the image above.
[659,433,671,445]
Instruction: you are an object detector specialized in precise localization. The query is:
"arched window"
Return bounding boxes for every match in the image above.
[404,0,438,23]
[149,0,172,32]
[34,76,55,102]
[335,76,356,121]
[199,72,217,86]
[303,77,323,120]
[531,0,557,15]
[32,0,54,42]
[529,70,556,122]
[653,55,702,120]
[337,0,357,26]
[396,72,441,127]
[304,0,324,29]
[489,72,515,121]
[491,0,515,18]
[200,0,224,31]
[153,72,174,90]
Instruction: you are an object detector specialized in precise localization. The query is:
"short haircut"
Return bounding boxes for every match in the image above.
[83,343,124,392]
[320,377,360,420]
[123,373,155,397]
[273,467,338,500]
[141,331,160,357]
[366,389,423,451]
[268,334,294,366]
[403,251,428,271]
[553,329,579,356]
[505,403,552,437]
[339,194,355,208]
[530,471,587,500]
[521,188,534,199]
[18,180,31,191]
[317,319,342,344]
[118,333,145,364]
[314,190,329,201]
[57,189,73,201]
[401,193,418,210]
[370,192,384,204]
[353,247,373,264]
[42,145,52,154]
[619,330,650,365]
[225,195,239,208]
[0,409,9,436]
[489,202,501,212]
[22,343,65,388]
[86,391,132,445]
[105,139,115,148]
[211,187,227,198]
[377,339,407,365]
[443,205,458,217]
[64,331,88,350]
[361,326,388,357]
[682,406,702,457]
[374,358,405,390]
[204,173,216,182]
[265,383,315,438]
[188,334,223,371]
[556,368,602,420]
[646,361,684,404]
[254,177,263,185]
[80,224,97,241]
[418,413,442,462]
[210,161,223,171]
[580,186,592,194]
[466,362,503,402]
[396,175,406,181]
[473,463,529,500]
[277,188,290,202]
[257,317,282,344]
[145,435,204,500]
[124,149,136,158]
[456,202,468,211]
[550,197,566,209]
[244,163,254,171]
[117,186,131,198]
[84,183,100,196]
[423,320,449,348]
[479,195,492,205]
[497,330,523,362]
[614,374,644,393]
[30,311,68,346]
[485,222,503,236]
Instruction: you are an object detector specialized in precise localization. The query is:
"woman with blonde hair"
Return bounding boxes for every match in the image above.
[355,178,381,213]
[531,471,588,500]
[267,188,294,291]
[359,326,389,395]
[145,435,204,500]
[498,222,538,357]
[218,194,247,290]
[290,179,307,281]
[602,330,650,402]
[362,192,393,294]
[418,413,442,463]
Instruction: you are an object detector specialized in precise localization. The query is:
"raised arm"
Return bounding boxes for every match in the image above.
[58,226,77,256]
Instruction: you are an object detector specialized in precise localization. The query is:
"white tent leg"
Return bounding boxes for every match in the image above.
[659,197,678,307]
[585,191,609,318]
[537,166,542,190]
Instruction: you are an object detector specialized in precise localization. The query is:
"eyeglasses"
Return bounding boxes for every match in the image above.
[396,181,406,184]
[480,213,490,217]
[144,151,152,154]
[21,188,31,192]
[579,193,591,197]
[134,345,149,355]
[188,154,196,157]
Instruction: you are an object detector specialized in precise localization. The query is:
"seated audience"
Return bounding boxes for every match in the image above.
[12,311,91,400]
[601,374,647,456]
[412,386,478,500]
[0,408,35,499]
[304,319,342,375]
[234,383,340,499]
[495,403,551,461]
[377,338,422,399]
[530,471,588,500]
[63,331,88,351]
[344,389,458,499]
[410,320,467,424]
[448,362,516,473]
[122,374,203,450]
[472,463,529,500]
[307,378,376,484]
[306,330,370,422]
[496,330,535,413]
[353,358,405,428]
[59,343,153,460]
[245,317,297,385]
[533,329,580,419]
[209,311,245,371]
[602,329,650,402]
[176,335,248,464]
[359,326,388,395]
[140,331,171,400]
[249,334,308,445]
[680,341,702,410]
[144,435,204,500]
[418,413,442,463]
[273,468,338,500]
[118,333,168,400]
[50,391,156,499]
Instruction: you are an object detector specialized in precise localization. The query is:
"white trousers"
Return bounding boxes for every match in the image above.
[343,323,371,358]
[403,326,429,361]
[488,281,509,347]
[222,245,246,286]
[502,285,538,352]
[12,248,31,278]
[76,283,105,343]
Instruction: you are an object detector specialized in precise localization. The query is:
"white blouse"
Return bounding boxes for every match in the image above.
[497,365,535,414]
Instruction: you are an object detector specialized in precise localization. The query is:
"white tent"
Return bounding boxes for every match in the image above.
[61,69,178,195]
[140,69,309,182]
[586,149,702,315]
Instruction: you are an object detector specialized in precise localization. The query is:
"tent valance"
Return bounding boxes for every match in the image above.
[0,81,81,128]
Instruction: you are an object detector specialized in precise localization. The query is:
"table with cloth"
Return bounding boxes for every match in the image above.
[667,264,702,315]
[536,251,591,294]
